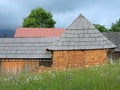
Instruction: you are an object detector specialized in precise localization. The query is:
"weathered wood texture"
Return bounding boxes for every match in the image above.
[0,59,39,75]
[53,50,107,68]
[112,52,120,60]
[0,59,52,75]
[107,50,120,61]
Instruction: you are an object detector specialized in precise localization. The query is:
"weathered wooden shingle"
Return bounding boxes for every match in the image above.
[0,37,57,58]
[103,32,120,52]
[48,14,116,50]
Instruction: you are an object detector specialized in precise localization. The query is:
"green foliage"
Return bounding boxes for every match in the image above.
[94,24,108,32]
[1,62,120,90]
[110,19,120,32]
[22,8,56,28]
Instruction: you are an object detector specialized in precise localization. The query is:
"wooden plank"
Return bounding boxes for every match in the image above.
[0,59,40,75]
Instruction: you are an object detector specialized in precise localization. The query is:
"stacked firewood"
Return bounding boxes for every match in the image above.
[53,50,107,68]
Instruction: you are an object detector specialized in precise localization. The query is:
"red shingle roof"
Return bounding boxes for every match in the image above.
[14,28,65,37]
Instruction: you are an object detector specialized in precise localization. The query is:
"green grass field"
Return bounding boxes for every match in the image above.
[0,62,120,90]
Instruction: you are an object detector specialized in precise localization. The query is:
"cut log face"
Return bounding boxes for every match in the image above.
[84,50,107,66]
[53,50,107,68]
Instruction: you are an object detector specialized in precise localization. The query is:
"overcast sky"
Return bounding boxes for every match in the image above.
[0,0,120,30]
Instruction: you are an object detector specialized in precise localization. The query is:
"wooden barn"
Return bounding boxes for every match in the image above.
[47,14,116,67]
[0,38,57,75]
[0,14,116,75]
[0,28,65,75]
[103,32,120,61]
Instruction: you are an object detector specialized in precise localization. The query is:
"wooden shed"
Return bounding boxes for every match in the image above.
[103,32,120,61]
[0,37,56,75]
[0,28,65,75]
[47,14,116,68]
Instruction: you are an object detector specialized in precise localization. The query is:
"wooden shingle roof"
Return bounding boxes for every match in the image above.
[48,14,116,50]
[0,37,58,58]
[103,32,120,52]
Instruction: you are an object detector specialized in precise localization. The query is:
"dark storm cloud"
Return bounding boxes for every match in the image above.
[0,0,120,30]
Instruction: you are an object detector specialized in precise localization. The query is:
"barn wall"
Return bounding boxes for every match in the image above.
[112,52,120,61]
[53,50,107,68]
[107,50,120,62]
[0,61,1,73]
[0,59,52,76]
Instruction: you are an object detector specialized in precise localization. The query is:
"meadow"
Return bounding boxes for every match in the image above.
[0,62,120,90]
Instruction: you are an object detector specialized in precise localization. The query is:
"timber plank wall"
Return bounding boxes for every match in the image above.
[112,52,120,60]
[0,59,52,76]
[53,50,107,68]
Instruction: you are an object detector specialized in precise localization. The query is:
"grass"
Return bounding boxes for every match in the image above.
[0,62,120,90]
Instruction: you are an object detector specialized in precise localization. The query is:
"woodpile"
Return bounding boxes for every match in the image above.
[33,66,68,73]
[53,50,107,68]
[53,51,85,68]
[85,50,107,66]
[33,66,51,73]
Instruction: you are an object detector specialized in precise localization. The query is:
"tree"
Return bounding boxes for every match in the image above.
[110,19,120,32]
[94,24,108,32]
[22,8,56,28]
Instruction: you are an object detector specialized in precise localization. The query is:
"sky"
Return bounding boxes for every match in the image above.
[0,0,120,31]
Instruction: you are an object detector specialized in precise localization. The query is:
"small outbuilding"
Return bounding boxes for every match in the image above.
[0,38,56,75]
[103,32,120,61]
[48,14,116,67]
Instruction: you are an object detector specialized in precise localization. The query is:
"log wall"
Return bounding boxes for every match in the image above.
[53,50,107,68]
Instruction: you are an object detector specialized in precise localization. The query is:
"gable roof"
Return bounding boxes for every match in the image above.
[48,14,116,50]
[14,28,65,38]
[0,37,58,58]
[67,14,95,29]
[103,32,120,52]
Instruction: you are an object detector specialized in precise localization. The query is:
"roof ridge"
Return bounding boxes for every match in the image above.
[48,14,116,50]
[67,13,95,30]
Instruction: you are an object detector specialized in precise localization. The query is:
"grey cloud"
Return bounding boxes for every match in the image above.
[13,0,91,13]
[0,0,120,30]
